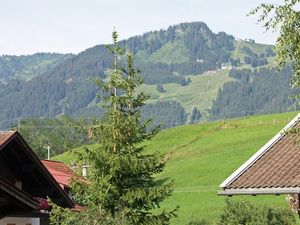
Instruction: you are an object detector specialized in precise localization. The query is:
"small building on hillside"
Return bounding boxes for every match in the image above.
[0,131,78,225]
[219,113,300,212]
[221,63,232,69]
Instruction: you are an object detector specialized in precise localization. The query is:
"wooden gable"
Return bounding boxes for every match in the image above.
[0,131,74,218]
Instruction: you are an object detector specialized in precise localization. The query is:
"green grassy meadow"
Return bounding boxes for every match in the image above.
[53,111,299,224]
[139,69,235,119]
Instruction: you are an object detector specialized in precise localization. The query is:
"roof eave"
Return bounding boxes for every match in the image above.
[218,187,300,196]
[15,132,74,208]
[0,176,39,209]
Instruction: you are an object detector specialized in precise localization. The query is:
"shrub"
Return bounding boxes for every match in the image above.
[186,218,211,225]
[219,199,296,225]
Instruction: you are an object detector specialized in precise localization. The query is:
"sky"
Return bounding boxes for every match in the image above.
[0,0,282,55]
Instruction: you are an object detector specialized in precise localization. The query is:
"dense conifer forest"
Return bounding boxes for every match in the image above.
[210,66,297,120]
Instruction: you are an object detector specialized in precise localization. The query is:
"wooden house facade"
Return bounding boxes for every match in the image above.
[0,131,75,225]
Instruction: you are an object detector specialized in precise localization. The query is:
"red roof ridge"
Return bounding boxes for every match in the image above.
[42,159,66,163]
[42,159,81,188]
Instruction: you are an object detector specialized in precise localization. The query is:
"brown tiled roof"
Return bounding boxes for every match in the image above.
[228,132,300,189]
[219,113,300,195]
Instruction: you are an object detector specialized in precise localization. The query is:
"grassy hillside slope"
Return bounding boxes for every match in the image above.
[137,38,275,119]
[140,69,235,118]
[53,111,299,224]
[231,39,273,60]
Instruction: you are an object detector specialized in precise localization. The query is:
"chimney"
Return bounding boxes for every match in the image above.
[82,164,87,178]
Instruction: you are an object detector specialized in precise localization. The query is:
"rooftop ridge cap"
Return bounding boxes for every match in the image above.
[42,159,66,163]
[220,112,300,188]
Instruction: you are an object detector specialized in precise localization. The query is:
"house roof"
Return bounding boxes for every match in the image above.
[44,167,71,189]
[42,160,76,188]
[0,131,16,147]
[219,113,300,195]
[41,160,86,212]
[0,131,74,208]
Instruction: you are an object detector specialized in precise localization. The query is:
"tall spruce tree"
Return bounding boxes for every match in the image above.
[50,31,177,225]
[190,107,201,124]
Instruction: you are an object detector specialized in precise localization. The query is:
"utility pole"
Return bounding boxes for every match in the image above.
[47,146,51,160]
[82,164,87,178]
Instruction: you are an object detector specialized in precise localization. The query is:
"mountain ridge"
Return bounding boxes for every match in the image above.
[0,52,73,82]
[1,21,289,130]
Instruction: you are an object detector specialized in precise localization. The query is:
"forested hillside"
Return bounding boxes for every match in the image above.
[210,65,298,120]
[1,21,290,130]
[0,53,72,82]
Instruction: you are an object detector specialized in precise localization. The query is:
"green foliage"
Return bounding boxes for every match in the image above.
[50,201,128,225]
[51,31,177,225]
[186,219,211,225]
[250,0,300,87]
[219,200,296,225]
[18,115,92,159]
[182,22,234,64]
[142,101,187,129]
[190,107,201,124]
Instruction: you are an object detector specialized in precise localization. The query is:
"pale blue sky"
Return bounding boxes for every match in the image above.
[0,0,281,55]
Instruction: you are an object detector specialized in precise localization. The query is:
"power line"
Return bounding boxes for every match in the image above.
[0,110,294,124]
[0,109,297,130]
